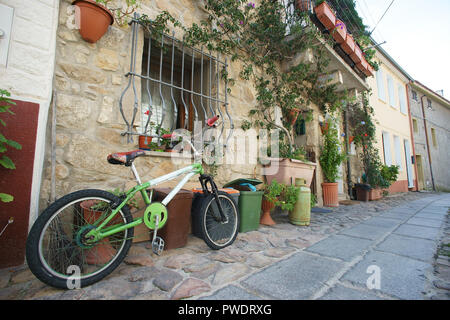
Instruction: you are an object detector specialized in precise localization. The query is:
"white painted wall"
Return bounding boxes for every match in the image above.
[0,0,60,229]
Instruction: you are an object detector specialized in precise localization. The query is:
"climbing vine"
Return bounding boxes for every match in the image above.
[139,0,353,155]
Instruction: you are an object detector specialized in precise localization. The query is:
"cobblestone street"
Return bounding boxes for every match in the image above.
[0,191,448,300]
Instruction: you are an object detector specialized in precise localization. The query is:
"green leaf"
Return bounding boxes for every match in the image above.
[0,193,14,203]
[6,139,21,150]
[0,155,16,169]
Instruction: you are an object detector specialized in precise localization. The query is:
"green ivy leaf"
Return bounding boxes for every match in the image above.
[0,155,16,169]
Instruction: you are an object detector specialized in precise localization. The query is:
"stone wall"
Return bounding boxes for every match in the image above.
[39,0,273,211]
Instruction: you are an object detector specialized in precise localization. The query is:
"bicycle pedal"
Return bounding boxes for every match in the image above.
[152,236,165,256]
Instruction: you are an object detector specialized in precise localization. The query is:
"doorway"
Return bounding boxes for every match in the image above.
[416,154,425,190]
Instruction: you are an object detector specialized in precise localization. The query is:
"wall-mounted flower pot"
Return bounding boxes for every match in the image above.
[322,182,339,207]
[296,0,312,12]
[72,0,114,43]
[331,19,347,44]
[288,108,301,126]
[363,63,374,77]
[356,58,368,73]
[341,33,355,56]
[314,2,336,31]
[138,135,153,150]
[350,45,363,64]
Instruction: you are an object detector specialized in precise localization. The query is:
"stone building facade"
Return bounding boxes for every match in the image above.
[408,81,450,192]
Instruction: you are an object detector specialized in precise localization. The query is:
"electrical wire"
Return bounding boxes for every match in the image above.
[369,0,395,36]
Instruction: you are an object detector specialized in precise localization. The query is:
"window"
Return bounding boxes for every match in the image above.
[412,118,418,133]
[382,131,392,166]
[398,84,407,114]
[427,98,432,110]
[376,69,386,102]
[387,75,396,108]
[412,90,418,101]
[431,128,437,147]
[393,135,403,170]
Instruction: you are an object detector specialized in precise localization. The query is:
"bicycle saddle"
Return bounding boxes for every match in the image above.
[107,150,146,166]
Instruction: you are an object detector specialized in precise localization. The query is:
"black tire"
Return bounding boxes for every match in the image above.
[26,189,134,289]
[194,191,239,250]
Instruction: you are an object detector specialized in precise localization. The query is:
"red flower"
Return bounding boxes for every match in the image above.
[364,133,368,137]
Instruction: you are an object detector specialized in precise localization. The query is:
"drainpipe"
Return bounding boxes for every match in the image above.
[405,83,419,191]
[343,104,353,199]
[420,94,436,191]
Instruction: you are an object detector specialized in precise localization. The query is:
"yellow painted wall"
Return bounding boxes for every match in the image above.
[366,50,415,183]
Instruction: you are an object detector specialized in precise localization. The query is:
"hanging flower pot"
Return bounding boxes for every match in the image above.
[341,33,355,56]
[331,19,347,44]
[320,122,329,134]
[349,135,355,145]
[363,63,374,77]
[288,107,301,126]
[356,57,369,73]
[350,45,363,64]
[72,0,114,44]
[296,0,312,12]
[322,182,339,207]
[314,1,336,31]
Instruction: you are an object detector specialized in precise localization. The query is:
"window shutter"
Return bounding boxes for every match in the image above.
[382,132,392,166]
[394,135,403,170]
[398,84,407,114]
[387,75,396,108]
[376,69,386,102]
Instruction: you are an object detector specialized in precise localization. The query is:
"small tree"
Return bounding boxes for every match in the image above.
[319,118,346,183]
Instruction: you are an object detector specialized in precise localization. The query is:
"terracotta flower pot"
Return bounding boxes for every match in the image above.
[369,188,382,201]
[72,0,114,43]
[138,135,153,150]
[80,200,117,265]
[288,108,301,126]
[350,45,363,64]
[296,0,312,12]
[260,199,276,226]
[341,33,355,55]
[322,182,339,207]
[331,19,347,44]
[356,57,368,73]
[263,158,317,188]
[314,2,336,31]
[363,63,374,77]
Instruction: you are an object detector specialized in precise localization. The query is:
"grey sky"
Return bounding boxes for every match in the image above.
[355,0,450,99]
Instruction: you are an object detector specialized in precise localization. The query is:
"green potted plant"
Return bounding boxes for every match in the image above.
[319,118,346,207]
[260,180,299,226]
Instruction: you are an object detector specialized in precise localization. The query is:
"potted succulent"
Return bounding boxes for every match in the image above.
[319,118,346,207]
[72,0,114,43]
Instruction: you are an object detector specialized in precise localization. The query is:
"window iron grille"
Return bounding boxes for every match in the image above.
[119,13,233,149]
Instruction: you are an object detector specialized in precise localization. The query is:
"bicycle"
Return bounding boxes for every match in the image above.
[25,116,240,289]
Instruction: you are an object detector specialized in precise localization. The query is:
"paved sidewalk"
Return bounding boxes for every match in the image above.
[200,193,450,300]
[0,192,448,300]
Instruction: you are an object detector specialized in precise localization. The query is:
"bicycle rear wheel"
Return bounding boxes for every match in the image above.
[194,191,239,250]
[26,189,134,289]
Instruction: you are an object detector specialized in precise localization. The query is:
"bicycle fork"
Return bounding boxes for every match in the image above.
[199,174,228,224]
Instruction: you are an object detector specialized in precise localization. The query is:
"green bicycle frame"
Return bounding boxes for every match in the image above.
[85,162,203,242]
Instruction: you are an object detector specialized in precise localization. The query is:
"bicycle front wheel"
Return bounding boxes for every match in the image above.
[26,189,134,289]
[195,191,240,250]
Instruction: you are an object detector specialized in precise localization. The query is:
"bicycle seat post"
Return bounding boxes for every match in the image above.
[130,162,142,185]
